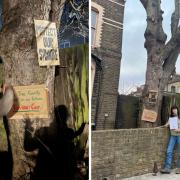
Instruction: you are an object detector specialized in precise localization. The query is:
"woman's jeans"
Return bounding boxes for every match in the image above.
[165,135,180,169]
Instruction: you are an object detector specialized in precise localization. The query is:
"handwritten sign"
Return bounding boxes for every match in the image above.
[8,85,49,119]
[34,19,60,66]
[141,109,157,122]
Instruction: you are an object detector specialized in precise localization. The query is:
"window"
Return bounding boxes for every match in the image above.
[91,2,104,47]
[60,40,71,49]
[171,86,176,93]
[177,86,180,93]
[91,10,98,46]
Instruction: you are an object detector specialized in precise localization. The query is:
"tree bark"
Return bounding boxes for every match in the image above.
[0,0,65,178]
[140,0,180,127]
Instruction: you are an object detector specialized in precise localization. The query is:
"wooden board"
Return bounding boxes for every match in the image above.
[141,109,157,122]
[34,19,60,66]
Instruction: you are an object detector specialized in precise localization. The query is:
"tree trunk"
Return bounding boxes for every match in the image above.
[140,0,180,127]
[0,0,65,179]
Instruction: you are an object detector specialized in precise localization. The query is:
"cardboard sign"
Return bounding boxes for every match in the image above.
[141,109,157,122]
[8,85,49,119]
[34,19,60,66]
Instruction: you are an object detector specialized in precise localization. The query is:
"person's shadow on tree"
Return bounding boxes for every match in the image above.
[24,105,86,180]
[24,118,57,180]
[54,105,86,180]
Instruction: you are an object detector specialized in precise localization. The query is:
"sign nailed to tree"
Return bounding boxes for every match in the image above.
[8,85,49,119]
[34,19,60,66]
[141,109,157,122]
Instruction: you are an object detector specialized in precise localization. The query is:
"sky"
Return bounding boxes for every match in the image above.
[119,0,180,94]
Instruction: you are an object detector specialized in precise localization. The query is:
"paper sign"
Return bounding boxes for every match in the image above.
[148,90,158,104]
[141,109,157,122]
[8,85,49,119]
[34,19,60,66]
[169,117,178,130]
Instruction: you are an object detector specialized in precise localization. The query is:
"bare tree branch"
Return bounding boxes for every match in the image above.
[161,0,180,65]
[160,27,180,64]
[140,0,167,53]
[139,0,147,9]
[70,0,83,12]
[171,0,180,36]
[159,47,180,92]
[163,47,179,72]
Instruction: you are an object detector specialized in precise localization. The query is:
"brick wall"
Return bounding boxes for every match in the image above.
[91,0,125,130]
[91,128,177,180]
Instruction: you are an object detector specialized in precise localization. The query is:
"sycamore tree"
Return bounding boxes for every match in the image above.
[0,0,89,179]
[140,0,180,127]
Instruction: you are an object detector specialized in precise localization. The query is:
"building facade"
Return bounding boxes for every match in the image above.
[165,74,180,93]
[91,0,125,129]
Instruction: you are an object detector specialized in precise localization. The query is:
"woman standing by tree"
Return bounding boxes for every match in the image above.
[161,106,180,174]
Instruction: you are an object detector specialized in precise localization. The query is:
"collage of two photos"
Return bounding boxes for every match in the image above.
[0,0,180,180]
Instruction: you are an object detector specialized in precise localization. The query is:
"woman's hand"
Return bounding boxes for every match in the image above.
[161,123,169,128]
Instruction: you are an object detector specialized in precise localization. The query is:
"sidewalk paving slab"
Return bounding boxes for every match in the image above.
[122,170,180,180]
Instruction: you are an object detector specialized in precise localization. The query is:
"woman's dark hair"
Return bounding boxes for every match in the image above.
[170,106,179,117]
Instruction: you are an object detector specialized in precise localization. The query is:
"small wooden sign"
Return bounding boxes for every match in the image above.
[148,90,158,104]
[141,109,157,122]
[8,85,49,119]
[34,19,60,66]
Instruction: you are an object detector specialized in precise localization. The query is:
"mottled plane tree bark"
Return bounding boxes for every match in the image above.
[0,0,66,179]
[140,0,180,127]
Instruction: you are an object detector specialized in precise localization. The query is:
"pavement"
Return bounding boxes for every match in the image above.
[123,170,180,180]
